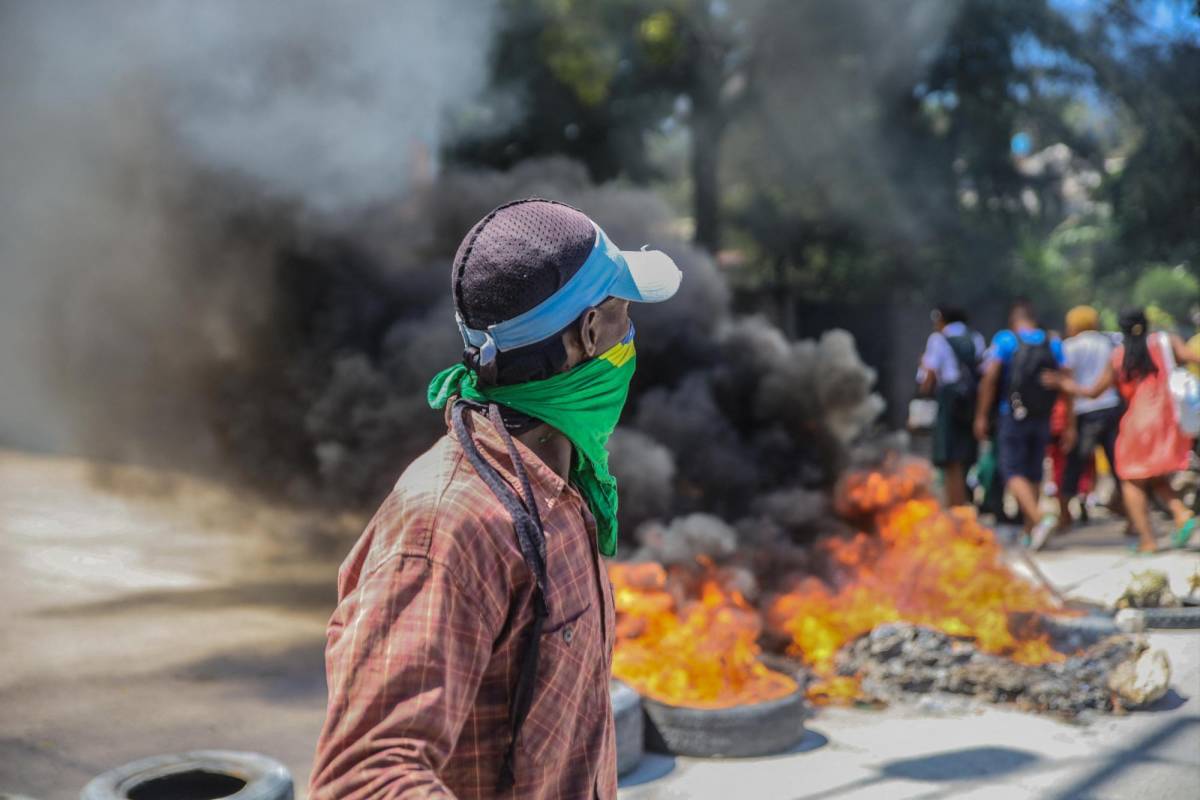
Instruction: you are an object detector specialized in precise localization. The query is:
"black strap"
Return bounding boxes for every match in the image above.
[943,332,977,379]
[450,399,549,792]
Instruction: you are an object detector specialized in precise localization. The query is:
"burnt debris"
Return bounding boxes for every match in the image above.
[835,622,1162,717]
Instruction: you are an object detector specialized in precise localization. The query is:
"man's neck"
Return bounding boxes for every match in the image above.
[516,423,573,480]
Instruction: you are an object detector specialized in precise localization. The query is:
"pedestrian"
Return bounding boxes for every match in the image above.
[917,306,985,506]
[1047,393,1087,527]
[974,299,1071,550]
[1056,305,1123,529]
[1050,309,1199,553]
[309,199,682,799]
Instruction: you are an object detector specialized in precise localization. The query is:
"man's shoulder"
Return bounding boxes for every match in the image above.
[336,433,520,622]
[1066,330,1109,354]
[990,329,1017,360]
[367,434,520,573]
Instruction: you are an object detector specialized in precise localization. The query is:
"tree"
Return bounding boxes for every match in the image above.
[448,0,756,252]
[1105,41,1200,272]
[722,0,1100,318]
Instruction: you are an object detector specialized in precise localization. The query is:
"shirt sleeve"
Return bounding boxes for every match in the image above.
[1050,337,1066,366]
[309,556,498,800]
[919,333,948,382]
[985,330,1016,366]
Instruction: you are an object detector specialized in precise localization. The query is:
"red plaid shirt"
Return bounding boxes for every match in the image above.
[310,407,617,799]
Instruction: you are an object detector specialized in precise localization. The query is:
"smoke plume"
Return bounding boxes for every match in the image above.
[0,1,887,545]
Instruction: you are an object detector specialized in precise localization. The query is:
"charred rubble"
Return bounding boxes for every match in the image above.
[834,623,1166,717]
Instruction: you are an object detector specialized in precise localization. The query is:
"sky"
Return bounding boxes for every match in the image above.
[1051,0,1200,44]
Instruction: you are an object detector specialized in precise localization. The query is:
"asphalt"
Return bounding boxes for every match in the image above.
[1,449,1197,800]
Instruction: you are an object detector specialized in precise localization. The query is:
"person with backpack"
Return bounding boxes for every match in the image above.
[1048,309,1200,552]
[973,299,1071,549]
[917,306,985,506]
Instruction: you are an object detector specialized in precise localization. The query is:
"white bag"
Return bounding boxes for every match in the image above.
[907,398,938,431]
[1158,332,1200,437]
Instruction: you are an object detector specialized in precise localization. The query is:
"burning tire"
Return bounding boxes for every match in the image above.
[610,681,645,776]
[80,750,292,800]
[640,660,808,759]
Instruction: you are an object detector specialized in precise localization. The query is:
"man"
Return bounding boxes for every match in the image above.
[1058,305,1122,528]
[973,299,1071,550]
[309,199,682,799]
[917,306,985,506]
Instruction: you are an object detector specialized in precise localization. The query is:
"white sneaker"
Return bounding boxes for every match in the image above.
[1028,515,1058,551]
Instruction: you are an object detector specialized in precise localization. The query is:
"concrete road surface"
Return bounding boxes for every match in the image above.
[1,450,1197,799]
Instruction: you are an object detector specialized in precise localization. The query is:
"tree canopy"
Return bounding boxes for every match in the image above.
[447,0,1200,326]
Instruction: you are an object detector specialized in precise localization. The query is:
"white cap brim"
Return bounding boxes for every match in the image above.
[610,249,683,303]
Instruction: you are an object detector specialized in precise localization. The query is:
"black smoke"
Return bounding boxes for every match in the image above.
[0,2,887,546]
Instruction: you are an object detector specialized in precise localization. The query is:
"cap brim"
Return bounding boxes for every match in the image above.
[610,249,683,303]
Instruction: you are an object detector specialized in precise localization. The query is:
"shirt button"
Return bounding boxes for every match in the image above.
[563,625,574,644]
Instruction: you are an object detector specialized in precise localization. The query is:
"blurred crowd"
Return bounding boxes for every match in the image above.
[914,300,1200,554]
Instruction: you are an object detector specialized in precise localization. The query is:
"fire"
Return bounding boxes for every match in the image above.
[610,459,1071,707]
[767,461,1066,701]
[609,558,798,708]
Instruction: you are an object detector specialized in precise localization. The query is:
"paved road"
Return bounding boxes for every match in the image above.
[0,451,341,799]
[1,449,1197,799]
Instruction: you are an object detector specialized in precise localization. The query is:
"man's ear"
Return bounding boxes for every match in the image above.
[578,307,603,358]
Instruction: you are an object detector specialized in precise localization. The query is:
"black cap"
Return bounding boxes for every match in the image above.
[452,199,595,330]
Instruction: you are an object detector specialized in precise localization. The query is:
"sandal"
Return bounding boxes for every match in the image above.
[1172,517,1197,549]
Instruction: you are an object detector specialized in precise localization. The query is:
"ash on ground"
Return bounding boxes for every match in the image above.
[834,623,1169,718]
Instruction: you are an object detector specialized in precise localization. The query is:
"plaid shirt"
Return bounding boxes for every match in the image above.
[310,407,617,799]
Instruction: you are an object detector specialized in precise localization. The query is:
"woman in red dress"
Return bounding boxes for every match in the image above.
[1054,309,1199,552]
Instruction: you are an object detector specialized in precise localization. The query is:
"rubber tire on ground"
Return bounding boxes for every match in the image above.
[1139,606,1200,629]
[610,681,645,777]
[642,691,808,759]
[81,750,292,800]
[640,659,808,759]
[1039,612,1119,642]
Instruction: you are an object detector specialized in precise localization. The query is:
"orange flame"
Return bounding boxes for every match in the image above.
[610,460,1068,707]
[609,559,798,708]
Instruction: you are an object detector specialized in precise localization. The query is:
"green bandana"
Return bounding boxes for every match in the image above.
[427,335,636,557]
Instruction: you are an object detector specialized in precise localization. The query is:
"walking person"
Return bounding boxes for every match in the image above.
[974,299,1072,549]
[309,199,682,798]
[1049,309,1199,553]
[1057,305,1123,530]
[917,306,985,506]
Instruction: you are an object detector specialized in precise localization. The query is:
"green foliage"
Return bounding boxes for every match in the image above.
[445,0,1200,319]
[1133,266,1200,321]
[447,0,701,183]
[1146,303,1178,332]
[1105,43,1200,271]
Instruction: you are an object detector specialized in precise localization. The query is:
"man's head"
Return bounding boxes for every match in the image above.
[451,199,681,385]
[931,305,968,332]
[1008,298,1038,331]
[1065,305,1099,337]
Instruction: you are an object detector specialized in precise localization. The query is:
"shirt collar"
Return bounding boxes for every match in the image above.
[445,404,569,511]
[943,322,967,336]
